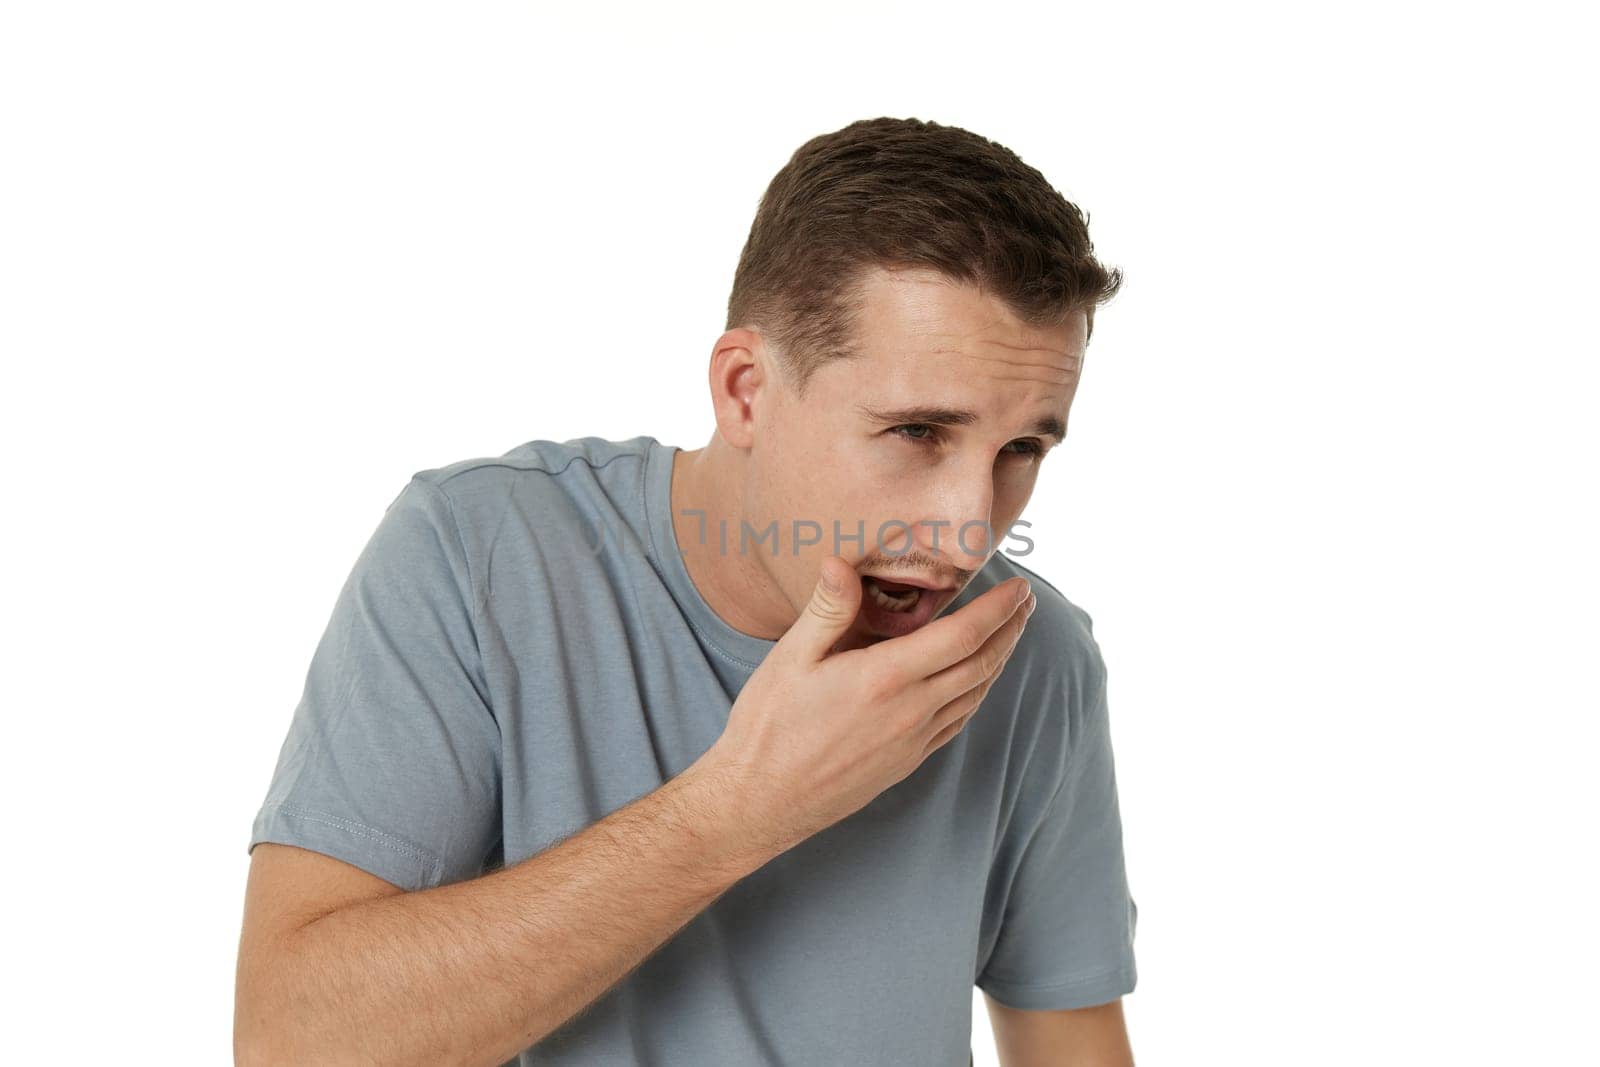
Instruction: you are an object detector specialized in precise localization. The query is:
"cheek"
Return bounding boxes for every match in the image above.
[864,438,913,476]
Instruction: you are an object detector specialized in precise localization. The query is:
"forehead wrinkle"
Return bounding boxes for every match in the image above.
[953,348,1081,371]
[928,347,1075,363]
[921,345,1081,379]
[966,366,1079,387]
[925,331,1068,352]
[927,330,1080,354]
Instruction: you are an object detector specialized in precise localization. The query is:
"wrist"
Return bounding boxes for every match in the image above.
[677,749,789,879]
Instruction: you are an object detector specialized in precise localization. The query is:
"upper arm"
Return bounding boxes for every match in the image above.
[241,842,406,950]
[246,476,504,893]
[984,994,1133,1067]
[236,842,405,981]
[234,843,407,1054]
[975,600,1138,1010]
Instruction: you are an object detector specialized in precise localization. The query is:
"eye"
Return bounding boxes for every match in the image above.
[1003,438,1046,457]
[890,423,941,444]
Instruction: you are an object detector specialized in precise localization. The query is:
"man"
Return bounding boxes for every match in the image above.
[235,116,1138,1066]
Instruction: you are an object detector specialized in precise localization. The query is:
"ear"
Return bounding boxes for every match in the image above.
[707,328,770,450]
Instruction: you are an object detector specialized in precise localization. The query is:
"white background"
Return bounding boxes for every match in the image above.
[4,2,1595,1062]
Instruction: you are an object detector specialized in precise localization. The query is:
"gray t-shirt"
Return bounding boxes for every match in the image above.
[248,434,1137,1065]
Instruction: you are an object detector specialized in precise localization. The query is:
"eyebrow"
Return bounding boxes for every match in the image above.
[855,403,1066,444]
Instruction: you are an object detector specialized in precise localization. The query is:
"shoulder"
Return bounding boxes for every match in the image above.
[395,434,658,535]
[410,434,656,504]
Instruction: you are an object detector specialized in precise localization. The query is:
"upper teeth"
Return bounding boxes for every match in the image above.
[868,580,919,612]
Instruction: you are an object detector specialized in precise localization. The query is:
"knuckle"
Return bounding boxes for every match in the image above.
[938,695,966,726]
[961,655,991,693]
[896,704,927,738]
[809,598,853,625]
[957,621,984,660]
[867,663,905,702]
[963,674,997,714]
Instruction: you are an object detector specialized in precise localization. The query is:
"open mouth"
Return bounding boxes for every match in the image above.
[857,574,956,637]
[862,575,926,613]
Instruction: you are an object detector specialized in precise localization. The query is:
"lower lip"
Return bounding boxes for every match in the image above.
[858,579,949,637]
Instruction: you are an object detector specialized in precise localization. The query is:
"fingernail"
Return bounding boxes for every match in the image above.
[1024,592,1037,617]
[1016,580,1031,607]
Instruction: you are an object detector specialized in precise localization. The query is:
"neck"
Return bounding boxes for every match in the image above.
[669,437,792,641]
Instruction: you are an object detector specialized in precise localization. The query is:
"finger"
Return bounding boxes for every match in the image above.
[883,576,1031,681]
[920,590,1034,709]
[922,703,981,761]
[777,555,863,663]
[923,631,1010,741]
[922,596,1030,738]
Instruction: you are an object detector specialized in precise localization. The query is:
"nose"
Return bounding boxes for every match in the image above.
[898,463,997,573]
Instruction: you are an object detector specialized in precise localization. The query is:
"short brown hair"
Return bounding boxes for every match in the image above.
[725,116,1124,393]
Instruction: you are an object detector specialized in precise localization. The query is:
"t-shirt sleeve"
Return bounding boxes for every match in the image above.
[247,475,502,892]
[976,632,1138,1010]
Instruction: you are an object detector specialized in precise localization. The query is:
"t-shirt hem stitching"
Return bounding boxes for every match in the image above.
[269,802,443,873]
[977,963,1136,994]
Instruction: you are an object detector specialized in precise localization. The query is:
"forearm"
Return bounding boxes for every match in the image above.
[237,756,778,1067]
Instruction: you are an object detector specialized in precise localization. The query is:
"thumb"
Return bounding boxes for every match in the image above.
[784,555,861,662]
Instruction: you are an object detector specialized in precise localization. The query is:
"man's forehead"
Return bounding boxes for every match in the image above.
[851,331,1083,394]
[918,334,1082,377]
[850,268,1086,376]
